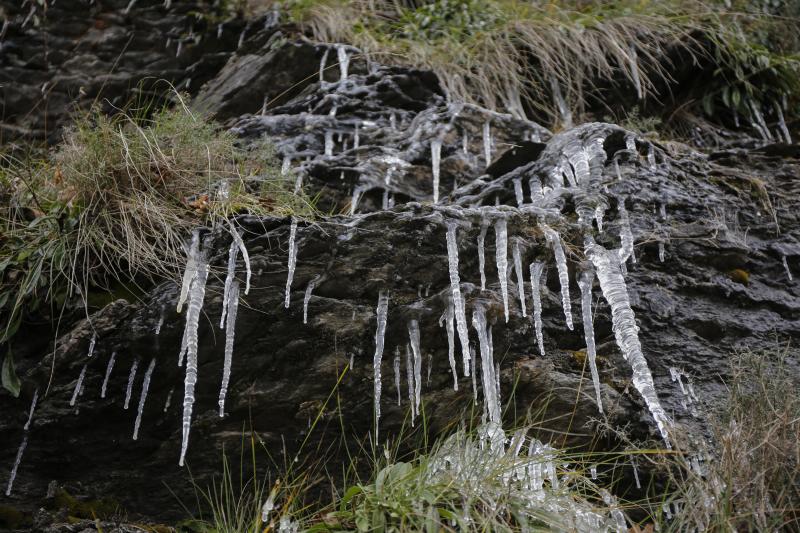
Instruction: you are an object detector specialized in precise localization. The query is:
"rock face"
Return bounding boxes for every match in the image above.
[1,16,800,525]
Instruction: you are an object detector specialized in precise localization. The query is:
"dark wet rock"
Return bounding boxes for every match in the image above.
[1,27,799,527]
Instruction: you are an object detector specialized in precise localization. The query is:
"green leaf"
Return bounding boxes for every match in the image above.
[340,485,363,512]
[2,352,21,397]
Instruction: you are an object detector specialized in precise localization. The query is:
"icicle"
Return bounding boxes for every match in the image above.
[462,130,469,156]
[482,121,492,166]
[393,347,401,406]
[512,239,527,318]
[350,186,365,216]
[164,387,174,413]
[282,156,291,175]
[748,99,772,142]
[595,204,605,233]
[218,281,240,417]
[590,465,598,480]
[354,123,360,149]
[303,276,319,324]
[124,359,139,409]
[513,178,524,207]
[70,365,87,407]
[782,254,793,281]
[23,389,38,431]
[405,344,416,425]
[579,268,603,413]
[4,433,27,496]
[229,224,251,295]
[179,245,210,466]
[349,352,354,369]
[177,229,200,313]
[646,144,656,169]
[494,218,510,322]
[87,332,96,357]
[529,262,546,356]
[373,291,389,437]
[220,239,238,329]
[477,220,488,290]
[155,305,165,335]
[470,345,477,401]
[659,202,667,221]
[408,320,422,416]
[774,101,792,144]
[336,45,349,80]
[132,358,156,440]
[440,301,458,390]
[319,48,329,82]
[445,222,471,375]
[324,131,334,156]
[632,457,641,489]
[629,44,643,100]
[389,113,396,130]
[658,242,666,263]
[586,240,671,446]
[101,351,116,399]
[284,219,298,309]
[472,304,500,424]
[617,197,636,265]
[261,489,276,523]
[541,224,573,330]
[431,138,442,204]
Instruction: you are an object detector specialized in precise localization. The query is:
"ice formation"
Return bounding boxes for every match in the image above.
[616,197,636,265]
[177,229,200,313]
[373,291,389,436]
[133,358,156,440]
[4,434,27,496]
[336,45,349,80]
[782,254,793,281]
[586,240,671,445]
[512,239,527,318]
[319,48,328,82]
[393,347,401,405]
[23,389,38,432]
[408,320,422,417]
[541,224,573,330]
[405,344,416,425]
[477,219,488,290]
[578,268,603,413]
[218,281,240,417]
[494,218,510,322]
[513,178,524,207]
[303,276,319,324]
[431,138,442,204]
[101,351,116,399]
[472,304,500,424]
[87,332,96,358]
[70,365,87,407]
[445,221,471,374]
[440,301,458,390]
[529,262,546,356]
[124,359,139,410]
[482,121,492,165]
[284,218,298,309]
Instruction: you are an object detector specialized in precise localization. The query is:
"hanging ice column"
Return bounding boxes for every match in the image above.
[578,268,603,413]
[408,320,422,418]
[431,138,442,204]
[512,239,527,318]
[284,218,298,308]
[220,224,250,329]
[178,234,210,466]
[541,224,573,329]
[494,218,510,322]
[440,301,458,390]
[477,219,488,290]
[529,262,546,356]
[585,239,671,446]
[336,45,350,81]
[133,358,156,440]
[218,281,240,417]
[471,304,500,424]
[445,221,471,375]
[372,291,389,438]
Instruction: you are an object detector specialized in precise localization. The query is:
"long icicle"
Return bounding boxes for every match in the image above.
[124,359,139,409]
[284,218,298,309]
[177,229,200,313]
[408,320,422,417]
[541,224,573,330]
[586,239,671,446]
[477,219,488,290]
[441,301,458,390]
[512,239,527,318]
[218,281,240,417]
[579,267,603,413]
[101,351,116,399]
[529,262,546,356]
[179,244,209,466]
[495,218,510,322]
[373,291,389,439]
[133,358,156,440]
[405,344,416,425]
[445,221,471,375]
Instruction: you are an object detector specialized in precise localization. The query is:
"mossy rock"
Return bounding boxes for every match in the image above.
[0,504,31,529]
[53,488,120,520]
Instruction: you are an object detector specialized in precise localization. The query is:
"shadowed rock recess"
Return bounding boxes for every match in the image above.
[2,9,800,525]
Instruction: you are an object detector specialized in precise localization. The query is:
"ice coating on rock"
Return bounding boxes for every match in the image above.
[218,281,240,417]
[782,255,793,281]
[303,276,319,324]
[5,433,27,496]
[431,138,442,204]
[373,291,389,436]
[70,365,87,407]
[445,222,471,375]
[494,218,510,322]
[472,304,500,425]
[177,229,200,313]
[87,332,96,357]
[541,224,573,330]
[440,301,458,390]
[336,45,349,80]
[133,358,156,440]
[284,219,298,309]
[482,120,492,166]
[529,262,546,357]
[124,359,139,410]
[100,351,116,399]
[179,246,210,466]
[512,239,527,318]
[393,347,401,406]
[616,197,636,265]
[579,268,603,413]
[23,388,38,431]
[408,320,422,416]
[477,219,488,290]
[586,240,671,446]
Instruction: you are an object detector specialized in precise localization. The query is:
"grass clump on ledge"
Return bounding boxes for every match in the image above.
[0,98,310,358]
[280,0,799,133]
